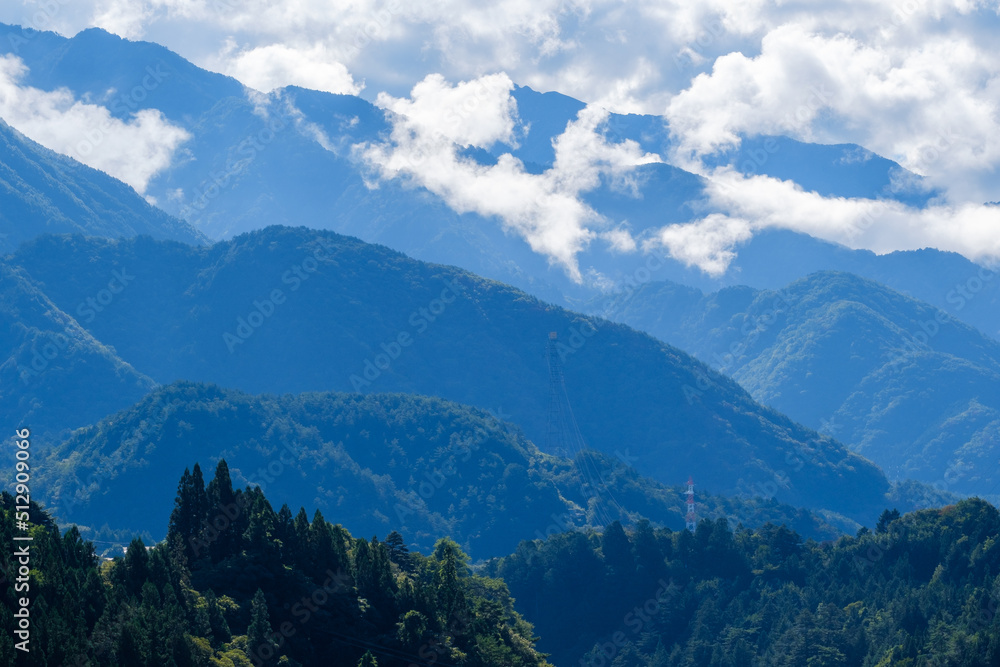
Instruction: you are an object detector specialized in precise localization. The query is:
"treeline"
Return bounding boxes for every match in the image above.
[41,382,845,561]
[0,460,550,666]
[487,502,1000,666]
[6,458,1000,666]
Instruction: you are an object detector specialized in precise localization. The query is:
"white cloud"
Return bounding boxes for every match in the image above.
[650,168,1000,275]
[0,55,189,193]
[359,74,661,281]
[4,0,1000,269]
[214,41,363,96]
[91,0,153,39]
[665,23,1000,204]
[653,213,752,276]
[377,73,518,148]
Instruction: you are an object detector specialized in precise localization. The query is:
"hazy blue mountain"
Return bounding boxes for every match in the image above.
[0,24,244,121]
[0,259,156,437]
[703,230,1000,339]
[510,87,938,205]
[0,119,205,251]
[703,135,940,206]
[38,382,849,557]
[594,271,1000,499]
[3,23,970,324]
[10,227,890,521]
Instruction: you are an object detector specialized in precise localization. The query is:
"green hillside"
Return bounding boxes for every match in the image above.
[0,260,156,437]
[37,382,844,558]
[0,465,550,666]
[594,271,1000,499]
[9,228,890,521]
[487,499,1000,666]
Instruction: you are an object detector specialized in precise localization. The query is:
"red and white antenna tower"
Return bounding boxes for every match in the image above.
[685,476,697,531]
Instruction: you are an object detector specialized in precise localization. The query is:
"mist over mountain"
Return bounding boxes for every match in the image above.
[2,10,1000,665]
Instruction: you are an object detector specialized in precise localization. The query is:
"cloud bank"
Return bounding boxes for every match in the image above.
[0,55,189,193]
[3,0,1000,273]
[359,73,660,280]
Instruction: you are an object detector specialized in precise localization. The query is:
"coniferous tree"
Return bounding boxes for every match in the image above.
[206,459,241,562]
[385,530,412,571]
[601,521,633,574]
[168,464,210,562]
[244,487,280,563]
[247,588,275,666]
[877,508,901,533]
[436,540,465,625]
[275,503,294,557]
[357,650,378,667]
[371,537,395,592]
[306,510,349,583]
[354,537,375,599]
[291,507,312,571]
[397,609,429,652]
[122,537,150,598]
[2,468,559,666]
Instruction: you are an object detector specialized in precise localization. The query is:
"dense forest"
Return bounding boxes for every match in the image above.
[4,457,1000,665]
[38,382,848,557]
[487,502,1000,666]
[0,460,549,666]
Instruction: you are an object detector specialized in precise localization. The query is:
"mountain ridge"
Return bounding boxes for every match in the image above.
[9,226,890,521]
[593,270,1000,499]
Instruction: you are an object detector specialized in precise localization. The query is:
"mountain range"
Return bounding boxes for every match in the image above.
[0,118,204,250]
[38,381,851,558]
[0,18,992,572]
[6,226,890,523]
[593,271,1000,501]
[8,22,998,347]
